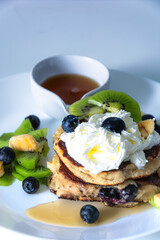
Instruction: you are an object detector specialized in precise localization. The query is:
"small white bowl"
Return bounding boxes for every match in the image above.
[30,55,110,119]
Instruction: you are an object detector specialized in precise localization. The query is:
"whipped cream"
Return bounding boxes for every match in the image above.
[61,110,160,174]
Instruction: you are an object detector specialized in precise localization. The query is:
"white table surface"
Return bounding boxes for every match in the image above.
[0,0,160,239]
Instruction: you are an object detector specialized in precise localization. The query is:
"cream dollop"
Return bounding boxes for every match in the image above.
[61,110,160,174]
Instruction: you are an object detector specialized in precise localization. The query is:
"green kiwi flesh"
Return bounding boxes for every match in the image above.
[15,163,51,178]
[0,173,15,186]
[88,90,141,122]
[12,170,47,185]
[38,177,48,185]
[15,151,39,170]
[149,196,160,209]
[28,128,48,140]
[14,119,34,135]
[39,139,50,157]
[0,133,14,148]
[0,119,35,148]
[12,171,25,181]
[0,119,34,148]
[28,128,49,157]
[69,97,104,119]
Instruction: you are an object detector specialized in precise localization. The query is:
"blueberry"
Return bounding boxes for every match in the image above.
[155,124,160,134]
[25,115,40,130]
[98,187,120,206]
[98,187,120,199]
[22,176,39,194]
[80,205,99,224]
[142,114,156,123]
[101,117,126,134]
[98,185,138,206]
[62,115,79,133]
[0,147,15,165]
[121,184,138,202]
[141,114,160,133]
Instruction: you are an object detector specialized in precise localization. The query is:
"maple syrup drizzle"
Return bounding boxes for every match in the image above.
[26,200,151,227]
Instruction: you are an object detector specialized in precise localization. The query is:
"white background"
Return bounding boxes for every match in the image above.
[0,0,160,239]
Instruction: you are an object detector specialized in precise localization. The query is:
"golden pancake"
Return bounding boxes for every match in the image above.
[48,154,160,207]
[53,126,160,186]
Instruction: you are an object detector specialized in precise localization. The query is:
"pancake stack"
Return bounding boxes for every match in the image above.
[47,90,160,207]
[48,124,160,208]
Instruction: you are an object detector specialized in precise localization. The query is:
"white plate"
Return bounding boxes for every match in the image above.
[1,70,160,240]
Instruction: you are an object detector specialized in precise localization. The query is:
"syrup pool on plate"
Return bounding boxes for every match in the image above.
[41,74,99,105]
[26,199,152,227]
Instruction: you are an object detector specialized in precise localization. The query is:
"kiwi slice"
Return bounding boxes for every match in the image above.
[12,170,25,181]
[0,119,34,148]
[12,170,47,185]
[88,90,141,122]
[69,97,104,119]
[39,139,50,157]
[0,132,14,148]
[28,128,49,157]
[14,119,34,135]
[38,177,48,185]
[15,163,51,178]
[15,151,39,170]
[149,196,160,209]
[28,128,48,141]
[0,173,15,186]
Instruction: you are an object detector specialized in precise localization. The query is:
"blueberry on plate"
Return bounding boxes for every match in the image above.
[80,205,99,224]
[101,117,126,134]
[0,147,15,165]
[22,176,39,194]
[62,115,79,133]
[25,115,40,130]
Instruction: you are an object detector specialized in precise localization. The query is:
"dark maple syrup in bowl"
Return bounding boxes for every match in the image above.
[41,74,99,105]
